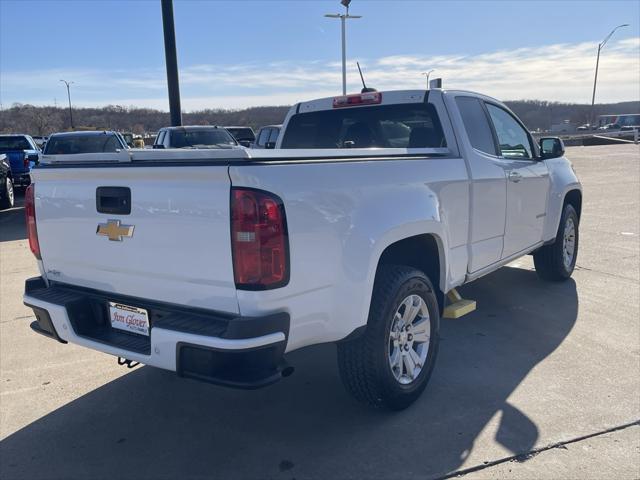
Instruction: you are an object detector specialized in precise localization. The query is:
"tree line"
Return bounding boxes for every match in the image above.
[0,100,638,136]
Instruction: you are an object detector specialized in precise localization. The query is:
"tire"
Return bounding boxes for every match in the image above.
[533,203,579,281]
[0,177,14,210]
[337,265,440,410]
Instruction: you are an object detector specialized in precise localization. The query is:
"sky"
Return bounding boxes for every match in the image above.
[1,0,639,111]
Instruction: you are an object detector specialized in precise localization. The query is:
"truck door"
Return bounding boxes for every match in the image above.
[485,103,550,258]
[454,96,507,273]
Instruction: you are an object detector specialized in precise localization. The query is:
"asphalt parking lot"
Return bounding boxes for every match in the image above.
[1,144,639,480]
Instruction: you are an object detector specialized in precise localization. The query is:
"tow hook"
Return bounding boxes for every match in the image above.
[117,357,140,369]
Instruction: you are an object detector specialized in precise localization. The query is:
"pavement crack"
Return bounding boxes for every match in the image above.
[574,264,639,283]
[435,419,640,479]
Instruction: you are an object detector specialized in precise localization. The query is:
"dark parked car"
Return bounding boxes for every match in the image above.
[253,125,281,149]
[224,126,255,148]
[0,154,14,210]
[153,126,239,149]
[0,134,40,187]
[43,131,128,155]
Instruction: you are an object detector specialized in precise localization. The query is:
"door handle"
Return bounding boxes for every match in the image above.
[508,171,522,183]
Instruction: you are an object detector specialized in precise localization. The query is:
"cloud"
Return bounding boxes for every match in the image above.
[1,38,638,110]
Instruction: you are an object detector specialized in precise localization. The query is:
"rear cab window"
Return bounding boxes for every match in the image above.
[44,134,123,154]
[0,136,32,152]
[281,103,446,149]
[169,129,237,148]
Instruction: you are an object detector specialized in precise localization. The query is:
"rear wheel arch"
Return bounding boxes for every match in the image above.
[374,234,445,313]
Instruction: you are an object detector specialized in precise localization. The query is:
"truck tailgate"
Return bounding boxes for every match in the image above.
[32,165,239,314]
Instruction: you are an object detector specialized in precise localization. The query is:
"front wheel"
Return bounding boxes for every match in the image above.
[533,203,579,281]
[337,265,440,410]
[0,177,14,210]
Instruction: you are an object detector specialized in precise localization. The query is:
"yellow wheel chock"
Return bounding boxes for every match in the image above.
[443,288,477,319]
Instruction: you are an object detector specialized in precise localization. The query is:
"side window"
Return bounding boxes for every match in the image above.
[103,136,120,152]
[257,128,270,147]
[268,128,279,144]
[486,104,532,159]
[156,130,165,145]
[455,96,497,156]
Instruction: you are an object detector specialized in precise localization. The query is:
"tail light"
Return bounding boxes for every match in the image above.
[24,154,30,169]
[231,188,289,289]
[25,184,41,259]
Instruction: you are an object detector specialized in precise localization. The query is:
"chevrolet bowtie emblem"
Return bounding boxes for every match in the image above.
[97,219,134,242]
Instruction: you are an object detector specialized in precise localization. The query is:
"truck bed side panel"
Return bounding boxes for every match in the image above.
[229,157,469,351]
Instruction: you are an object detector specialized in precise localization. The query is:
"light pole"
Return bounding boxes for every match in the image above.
[422,70,435,88]
[59,79,74,129]
[325,0,362,95]
[161,0,182,127]
[590,24,629,124]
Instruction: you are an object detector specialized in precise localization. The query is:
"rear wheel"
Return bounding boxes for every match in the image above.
[337,265,440,410]
[0,177,14,210]
[534,203,579,281]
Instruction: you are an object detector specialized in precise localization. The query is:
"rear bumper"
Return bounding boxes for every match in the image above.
[23,277,291,389]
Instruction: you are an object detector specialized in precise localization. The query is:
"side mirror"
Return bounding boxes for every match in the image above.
[153,144,165,149]
[539,137,565,159]
[265,142,276,150]
[26,152,40,164]
[238,140,252,148]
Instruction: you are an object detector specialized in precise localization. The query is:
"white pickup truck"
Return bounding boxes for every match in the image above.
[23,88,581,410]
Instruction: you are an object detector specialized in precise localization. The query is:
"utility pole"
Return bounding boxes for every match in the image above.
[161,0,182,126]
[59,79,74,129]
[590,24,629,124]
[325,0,362,95]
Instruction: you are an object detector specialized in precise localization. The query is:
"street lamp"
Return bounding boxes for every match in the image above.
[325,0,362,95]
[422,70,435,87]
[59,79,74,130]
[590,24,629,124]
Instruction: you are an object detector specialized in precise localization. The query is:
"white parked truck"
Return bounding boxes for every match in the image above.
[23,88,581,409]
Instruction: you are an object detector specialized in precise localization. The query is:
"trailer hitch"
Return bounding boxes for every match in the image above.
[117,357,140,369]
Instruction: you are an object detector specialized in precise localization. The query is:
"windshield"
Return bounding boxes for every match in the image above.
[226,128,255,141]
[44,134,123,154]
[281,103,446,149]
[170,129,237,148]
[0,136,32,152]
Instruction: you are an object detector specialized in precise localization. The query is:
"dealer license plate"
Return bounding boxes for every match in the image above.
[109,302,150,336]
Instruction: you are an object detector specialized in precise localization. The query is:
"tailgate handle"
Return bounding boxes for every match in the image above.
[96,187,131,215]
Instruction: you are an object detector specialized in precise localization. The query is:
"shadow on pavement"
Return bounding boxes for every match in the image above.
[0,266,578,480]
[0,192,26,242]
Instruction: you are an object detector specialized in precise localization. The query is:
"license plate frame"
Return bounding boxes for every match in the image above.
[108,302,150,337]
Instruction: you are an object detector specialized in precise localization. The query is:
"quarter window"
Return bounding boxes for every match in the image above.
[455,97,497,156]
[486,104,532,159]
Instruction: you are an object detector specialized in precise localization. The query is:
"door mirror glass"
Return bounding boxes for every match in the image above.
[539,137,565,159]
